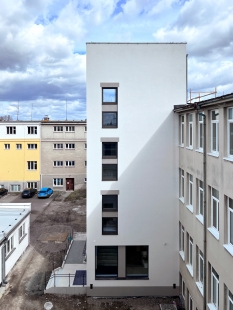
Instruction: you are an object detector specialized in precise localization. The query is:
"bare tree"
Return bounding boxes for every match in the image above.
[0,115,13,121]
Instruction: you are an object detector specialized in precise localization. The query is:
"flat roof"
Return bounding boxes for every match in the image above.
[86,42,187,44]
[0,203,31,243]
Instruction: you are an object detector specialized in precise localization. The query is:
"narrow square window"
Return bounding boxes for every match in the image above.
[182,278,185,300]
[188,174,193,206]
[6,126,16,134]
[54,143,63,149]
[65,161,75,167]
[27,161,37,170]
[27,126,37,134]
[4,144,10,150]
[27,182,37,189]
[65,143,75,149]
[54,126,63,132]
[102,112,117,128]
[16,144,22,150]
[84,161,87,167]
[102,142,117,158]
[211,267,219,308]
[189,293,193,310]
[228,289,233,310]
[180,115,184,146]
[53,161,63,167]
[19,223,26,240]
[102,164,117,181]
[102,88,117,104]
[211,110,219,153]
[102,195,118,211]
[84,143,87,149]
[228,197,233,246]
[198,249,204,285]
[65,126,75,132]
[179,169,184,199]
[102,218,118,235]
[5,236,14,256]
[198,113,204,150]
[95,246,118,278]
[228,108,233,157]
[188,236,193,266]
[126,246,148,278]
[188,114,193,148]
[179,223,185,255]
[211,188,219,231]
[198,180,204,217]
[27,144,37,149]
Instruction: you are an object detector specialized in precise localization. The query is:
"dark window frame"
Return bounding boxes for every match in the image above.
[102,87,118,105]
[102,142,118,159]
[102,112,118,128]
[126,246,149,279]
[95,246,118,279]
[102,164,118,181]
[102,217,118,235]
[102,195,118,211]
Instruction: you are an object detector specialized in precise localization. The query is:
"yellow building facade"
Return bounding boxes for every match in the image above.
[0,122,40,191]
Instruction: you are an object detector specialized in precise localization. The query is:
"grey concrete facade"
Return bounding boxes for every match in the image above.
[41,121,86,190]
[175,93,233,310]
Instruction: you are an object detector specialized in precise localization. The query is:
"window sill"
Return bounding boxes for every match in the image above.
[186,204,193,213]
[208,152,219,158]
[196,282,204,296]
[179,197,184,204]
[195,148,203,153]
[178,145,184,148]
[53,166,63,168]
[186,146,193,151]
[223,157,233,163]
[207,303,217,310]
[208,227,219,240]
[223,244,233,257]
[186,264,193,277]
[53,149,64,150]
[196,214,204,225]
[53,185,63,187]
[179,251,185,261]
[19,233,27,244]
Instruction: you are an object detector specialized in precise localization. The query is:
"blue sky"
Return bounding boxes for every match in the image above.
[0,0,233,120]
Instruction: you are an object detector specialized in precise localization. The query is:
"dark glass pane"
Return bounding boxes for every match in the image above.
[126,246,148,277]
[103,88,117,103]
[230,211,233,245]
[102,195,118,210]
[103,142,117,158]
[102,218,118,234]
[102,164,117,180]
[213,123,217,151]
[230,123,233,155]
[95,246,118,277]
[213,200,217,229]
[103,113,117,127]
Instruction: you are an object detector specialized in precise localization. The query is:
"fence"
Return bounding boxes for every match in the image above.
[45,272,86,288]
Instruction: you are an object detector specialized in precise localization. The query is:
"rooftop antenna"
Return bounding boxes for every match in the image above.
[66,100,67,121]
[17,101,19,120]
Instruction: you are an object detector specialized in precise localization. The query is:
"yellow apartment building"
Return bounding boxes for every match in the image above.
[0,122,40,191]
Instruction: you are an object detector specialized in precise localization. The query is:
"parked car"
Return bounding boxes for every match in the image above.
[0,188,8,197]
[37,187,53,198]
[21,188,37,198]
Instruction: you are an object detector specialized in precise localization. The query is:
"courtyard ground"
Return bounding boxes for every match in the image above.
[0,188,184,310]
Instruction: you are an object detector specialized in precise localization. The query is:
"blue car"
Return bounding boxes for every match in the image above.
[38,187,53,198]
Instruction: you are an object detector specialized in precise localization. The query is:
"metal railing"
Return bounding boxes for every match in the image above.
[46,272,86,288]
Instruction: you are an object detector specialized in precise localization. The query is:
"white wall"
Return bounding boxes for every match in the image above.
[0,122,40,139]
[86,43,186,291]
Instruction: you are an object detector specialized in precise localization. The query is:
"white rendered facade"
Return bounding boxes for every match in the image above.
[0,203,31,286]
[86,43,187,296]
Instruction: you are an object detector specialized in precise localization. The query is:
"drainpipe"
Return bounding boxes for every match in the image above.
[1,238,7,286]
[197,106,207,310]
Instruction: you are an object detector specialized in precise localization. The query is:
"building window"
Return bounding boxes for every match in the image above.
[211,110,219,153]
[102,218,118,235]
[95,246,118,278]
[53,161,63,167]
[211,188,219,232]
[188,174,193,207]
[102,164,117,181]
[65,161,75,167]
[5,236,14,256]
[126,246,148,278]
[179,223,185,255]
[65,143,75,149]
[198,113,204,150]
[188,292,193,310]
[102,195,118,211]
[19,223,26,240]
[180,115,184,146]
[197,247,204,288]
[228,108,233,157]
[102,142,117,158]
[4,144,10,150]
[27,182,37,189]
[54,126,63,132]
[84,126,87,132]
[188,114,193,148]
[27,144,37,149]
[84,161,87,167]
[84,177,87,183]
[84,143,87,149]
[6,126,16,134]
[27,161,37,170]
[102,88,117,104]
[102,112,117,128]
[188,236,193,267]
[28,126,37,134]
[198,180,204,219]
[179,169,184,200]
[53,178,63,186]
[10,184,21,192]
[53,143,63,149]
[65,126,75,132]
[228,289,233,310]
[210,267,219,309]
[182,277,185,300]
[228,197,233,246]
[16,144,22,150]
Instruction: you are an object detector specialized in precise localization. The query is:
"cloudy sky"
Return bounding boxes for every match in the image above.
[0,0,233,120]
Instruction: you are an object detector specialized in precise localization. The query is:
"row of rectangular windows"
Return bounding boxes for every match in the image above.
[2,143,87,150]
[53,161,87,167]
[5,222,26,258]
[179,169,233,248]
[180,107,233,158]
[180,246,233,310]
[4,126,87,134]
